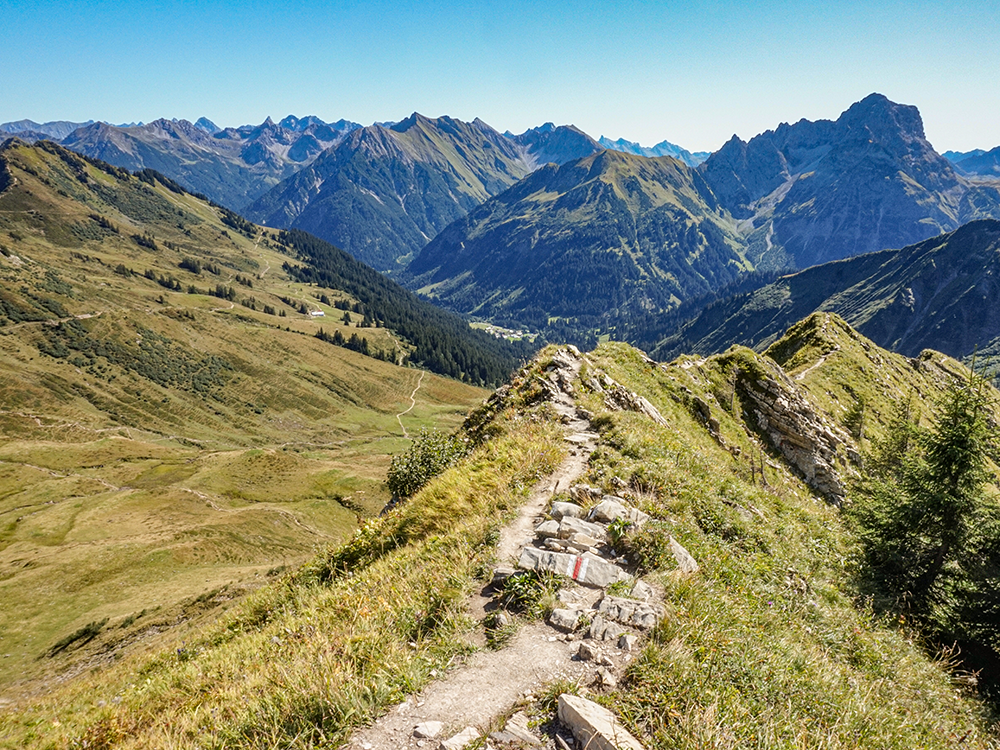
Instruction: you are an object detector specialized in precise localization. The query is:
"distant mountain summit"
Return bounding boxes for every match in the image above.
[598,135,709,166]
[508,123,602,166]
[245,115,601,270]
[699,93,1000,270]
[60,117,355,209]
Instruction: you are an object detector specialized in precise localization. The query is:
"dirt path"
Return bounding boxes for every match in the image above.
[347,347,606,750]
[396,370,426,438]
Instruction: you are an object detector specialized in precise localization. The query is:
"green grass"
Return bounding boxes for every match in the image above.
[0,141,488,694]
[0,408,564,749]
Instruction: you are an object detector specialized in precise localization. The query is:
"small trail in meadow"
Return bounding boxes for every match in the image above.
[396,370,426,438]
[347,348,602,750]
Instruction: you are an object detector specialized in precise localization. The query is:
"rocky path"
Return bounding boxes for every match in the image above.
[347,347,668,750]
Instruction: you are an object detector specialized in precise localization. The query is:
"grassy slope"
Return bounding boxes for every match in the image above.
[4,320,999,748]
[0,140,486,695]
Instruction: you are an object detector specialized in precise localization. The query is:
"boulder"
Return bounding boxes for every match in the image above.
[596,666,617,688]
[618,633,639,652]
[589,497,650,527]
[578,641,600,661]
[589,614,626,642]
[491,712,540,746]
[551,501,586,520]
[557,694,645,750]
[518,546,631,588]
[596,595,662,630]
[414,721,444,739]
[535,520,560,539]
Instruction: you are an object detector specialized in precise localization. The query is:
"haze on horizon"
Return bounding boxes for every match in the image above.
[4,0,999,154]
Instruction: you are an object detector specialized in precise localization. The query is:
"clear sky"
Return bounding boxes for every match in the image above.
[3,0,999,153]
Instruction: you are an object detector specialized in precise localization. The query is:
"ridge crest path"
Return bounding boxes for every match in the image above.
[346,347,608,750]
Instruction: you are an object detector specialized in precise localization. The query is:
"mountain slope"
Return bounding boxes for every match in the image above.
[60,117,354,210]
[3,323,999,748]
[0,138,506,691]
[245,115,600,271]
[700,93,1000,270]
[648,219,1000,361]
[403,149,748,339]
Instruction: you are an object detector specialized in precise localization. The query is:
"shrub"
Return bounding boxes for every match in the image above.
[385,429,469,499]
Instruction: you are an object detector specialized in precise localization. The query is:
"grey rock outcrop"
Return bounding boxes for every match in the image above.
[734,355,850,504]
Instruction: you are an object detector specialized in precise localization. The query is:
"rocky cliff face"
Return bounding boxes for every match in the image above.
[699,93,1000,270]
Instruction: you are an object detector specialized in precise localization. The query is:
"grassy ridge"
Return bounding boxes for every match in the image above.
[4,327,999,747]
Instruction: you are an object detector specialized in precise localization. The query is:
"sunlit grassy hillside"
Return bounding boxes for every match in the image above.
[4,319,999,748]
[0,139,487,695]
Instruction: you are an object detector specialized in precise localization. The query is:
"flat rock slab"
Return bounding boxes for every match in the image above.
[551,501,585,520]
[558,694,645,750]
[519,546,630,588]
[558,516,608,543]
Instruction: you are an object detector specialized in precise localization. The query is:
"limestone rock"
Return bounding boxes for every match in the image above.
[557,694,645,750]
[492,711,540,746]
[589,614,626,642]
[414,721,444,739]
[630,580,654,601]
[518,546,630,588]
[440,726,480,750]
[535,520,560,539]
[669,537,699,574]
[557,516,608,543]
[551,501,586,520]
[596,666,618,688]
[589,498,650,527]
[733,355,851,504]
[618,633,639,652]
[578,641,600,661]
[549,608,582,632]
[596,595,663,630]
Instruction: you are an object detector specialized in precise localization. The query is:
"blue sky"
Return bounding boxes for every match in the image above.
[3,0,999,153]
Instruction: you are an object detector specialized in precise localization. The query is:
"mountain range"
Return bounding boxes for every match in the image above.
[7,95,1000,357]
[58,116,359,211]
[598,135,710,166]
[698,93,1000,270]
[643,219,1000,363]
[402,149,747,340]
[244,116,603,270]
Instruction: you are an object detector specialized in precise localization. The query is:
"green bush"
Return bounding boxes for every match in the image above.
[385,429,469,499]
